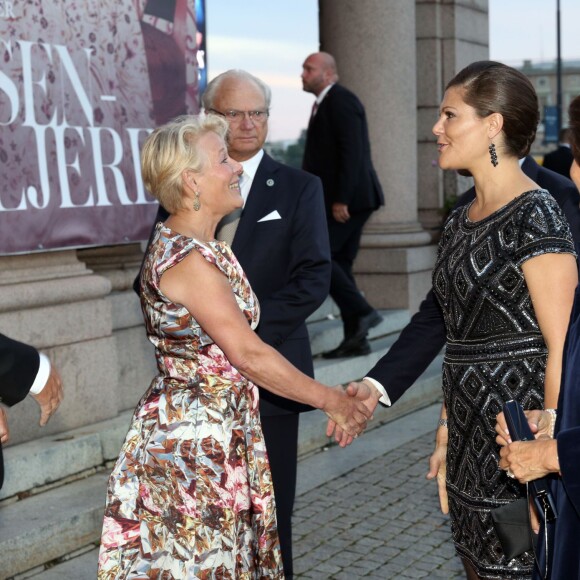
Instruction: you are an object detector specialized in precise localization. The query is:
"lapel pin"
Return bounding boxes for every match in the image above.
[266,179,275,187]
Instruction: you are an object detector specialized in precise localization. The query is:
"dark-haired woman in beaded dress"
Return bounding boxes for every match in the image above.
[427,62,578,579]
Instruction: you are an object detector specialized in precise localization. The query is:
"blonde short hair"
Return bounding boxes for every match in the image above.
[141,114,229,213]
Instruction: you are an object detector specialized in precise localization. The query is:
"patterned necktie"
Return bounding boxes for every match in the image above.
[217,173,245,245]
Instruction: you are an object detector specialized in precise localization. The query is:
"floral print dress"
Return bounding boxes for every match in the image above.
[98,223,284,579]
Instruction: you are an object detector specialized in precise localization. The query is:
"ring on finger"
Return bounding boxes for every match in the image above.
[506,469,515,479]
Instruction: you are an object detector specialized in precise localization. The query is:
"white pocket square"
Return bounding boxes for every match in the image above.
[257,210,282,222]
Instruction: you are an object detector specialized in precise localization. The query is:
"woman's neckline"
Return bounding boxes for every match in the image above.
[158,221,224,245]
[464,188,545,226]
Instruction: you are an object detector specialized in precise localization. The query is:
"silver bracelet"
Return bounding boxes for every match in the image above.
[438,418,448,428]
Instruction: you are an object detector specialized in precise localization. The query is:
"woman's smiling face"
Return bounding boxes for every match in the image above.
[432,86,491,172]
[194,132,243,216]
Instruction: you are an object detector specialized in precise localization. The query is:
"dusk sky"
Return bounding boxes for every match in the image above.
[205,0,580,142]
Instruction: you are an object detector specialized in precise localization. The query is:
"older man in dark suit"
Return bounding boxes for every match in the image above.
[0,334,63,488]
[138,70,331,579]
[302,52,384,359]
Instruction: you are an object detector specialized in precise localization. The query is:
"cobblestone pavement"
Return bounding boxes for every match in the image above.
[292,430,464,579]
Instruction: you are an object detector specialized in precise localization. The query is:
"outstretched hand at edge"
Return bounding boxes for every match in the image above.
[31,365,64,427]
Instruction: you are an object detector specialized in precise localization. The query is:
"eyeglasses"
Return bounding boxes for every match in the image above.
[208,108,269,124]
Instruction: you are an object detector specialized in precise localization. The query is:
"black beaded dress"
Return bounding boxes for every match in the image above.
[432,190,576,579]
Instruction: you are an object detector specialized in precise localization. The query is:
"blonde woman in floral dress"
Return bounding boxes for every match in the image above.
[97,114,371,579]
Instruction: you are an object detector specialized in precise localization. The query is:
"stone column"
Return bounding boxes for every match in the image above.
[78,244,157,412]
[0,251,118,444]
[319,0,433,311]
[416,0,489,236]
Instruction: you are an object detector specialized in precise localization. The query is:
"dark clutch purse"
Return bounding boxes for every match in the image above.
[491,400,558,562]
[491,497,532,560]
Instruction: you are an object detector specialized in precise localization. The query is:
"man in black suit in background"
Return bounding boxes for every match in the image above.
[543,128,574,180]
[301,52,384,359]
[138,70,331,578]
[341,156,580,413]
[0,333,63,488]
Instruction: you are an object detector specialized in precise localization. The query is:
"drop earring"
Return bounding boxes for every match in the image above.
[489,142,498,167]
[193,190,201,211]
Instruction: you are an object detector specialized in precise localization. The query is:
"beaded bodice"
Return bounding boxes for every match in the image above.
[433,189,576,358]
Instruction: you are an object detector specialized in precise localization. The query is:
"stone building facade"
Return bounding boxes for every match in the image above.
[2,0,489,447]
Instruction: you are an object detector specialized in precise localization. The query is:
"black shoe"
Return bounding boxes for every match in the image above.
[351,310,383,342]
[322,338,371,359]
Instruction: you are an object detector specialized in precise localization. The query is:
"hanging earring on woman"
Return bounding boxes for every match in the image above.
[193,190,201,211]
[489,142,498,167]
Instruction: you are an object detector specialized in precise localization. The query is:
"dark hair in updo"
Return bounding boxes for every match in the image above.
[569,94,580,165]
[446,61,539,158]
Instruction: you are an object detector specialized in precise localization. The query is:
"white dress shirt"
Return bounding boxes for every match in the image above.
[315,83,334,108]
[239,149,264,205]
[29,353,50,395]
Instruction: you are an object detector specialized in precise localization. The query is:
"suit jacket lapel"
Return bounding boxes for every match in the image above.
[232,153,279,256]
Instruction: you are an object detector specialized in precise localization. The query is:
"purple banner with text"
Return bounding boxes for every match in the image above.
[0,0,205,254]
